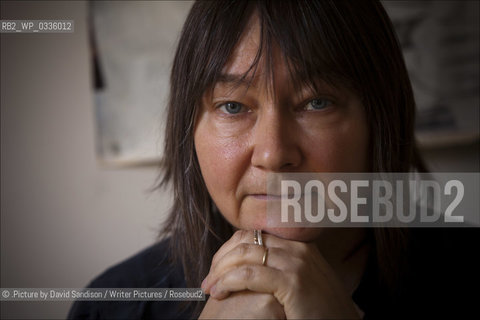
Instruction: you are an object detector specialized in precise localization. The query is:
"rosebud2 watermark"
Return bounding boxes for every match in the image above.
[266,172,479,228]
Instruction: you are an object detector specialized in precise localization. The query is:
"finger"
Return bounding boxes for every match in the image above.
[211,230,269,267]
[210,264,287,304]
[203,246,291,293]
[204,230,307,290]
[210,230,301,272]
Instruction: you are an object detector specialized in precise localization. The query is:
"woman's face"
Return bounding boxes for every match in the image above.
[194,18,369,241]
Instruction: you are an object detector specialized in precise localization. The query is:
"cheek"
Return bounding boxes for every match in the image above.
[194,115,250,226]
[327,122,369,171]
[196,140,243,193]
[303,112,369,172]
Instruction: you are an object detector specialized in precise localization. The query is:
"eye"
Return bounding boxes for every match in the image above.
[218,102,247,114]
[304,98,332,111]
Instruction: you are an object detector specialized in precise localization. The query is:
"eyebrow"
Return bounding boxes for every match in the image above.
[213,72,345,97]
[216,72,336,89]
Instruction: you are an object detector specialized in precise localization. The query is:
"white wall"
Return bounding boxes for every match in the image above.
[1,1,478,319]
[1,1,172,318]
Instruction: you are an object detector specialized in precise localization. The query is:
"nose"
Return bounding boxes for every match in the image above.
[251,108,302,171]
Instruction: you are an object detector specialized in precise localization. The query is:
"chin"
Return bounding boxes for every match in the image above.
[262,227,324,242]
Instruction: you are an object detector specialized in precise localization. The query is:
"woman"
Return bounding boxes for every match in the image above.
[69,1,478,319]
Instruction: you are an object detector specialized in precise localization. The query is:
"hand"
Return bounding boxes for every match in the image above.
[199,291,285,319]
[201,230,362,319]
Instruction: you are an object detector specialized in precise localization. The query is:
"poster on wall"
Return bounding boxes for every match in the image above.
[90,1,193,166]
[383,0,479,148]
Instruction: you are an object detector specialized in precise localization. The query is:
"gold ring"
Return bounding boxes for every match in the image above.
[253,230,263,246]
[262,247,269,266]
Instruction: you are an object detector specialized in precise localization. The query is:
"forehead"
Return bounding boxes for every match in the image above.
[215,14,294,96]
[207,11,355,99]
[221,14,265,81]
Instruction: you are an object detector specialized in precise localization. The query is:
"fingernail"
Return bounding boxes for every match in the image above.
[210,284,217,296]
[201,278,207,290]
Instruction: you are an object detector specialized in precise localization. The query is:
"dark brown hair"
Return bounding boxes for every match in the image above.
[159,0,426,315]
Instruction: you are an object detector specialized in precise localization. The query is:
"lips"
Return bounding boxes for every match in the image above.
[248,194,298,200]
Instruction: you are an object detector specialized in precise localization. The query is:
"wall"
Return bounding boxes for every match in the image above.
[1,1,478,319]
[1,1,172,318]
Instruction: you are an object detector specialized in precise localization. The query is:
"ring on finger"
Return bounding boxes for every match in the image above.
[253,229,263,246]
[262,247,269,266]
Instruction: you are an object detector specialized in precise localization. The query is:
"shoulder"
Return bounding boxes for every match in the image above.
[67,238,193,320]
[88,238,184,289]
[403,228,479,317]
[357,228,480,319]
[409,227,479,265]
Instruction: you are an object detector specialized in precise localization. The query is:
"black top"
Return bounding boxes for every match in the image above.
[68,229,479,319]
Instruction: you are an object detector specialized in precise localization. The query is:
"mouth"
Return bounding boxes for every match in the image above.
[249,194,301,200]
